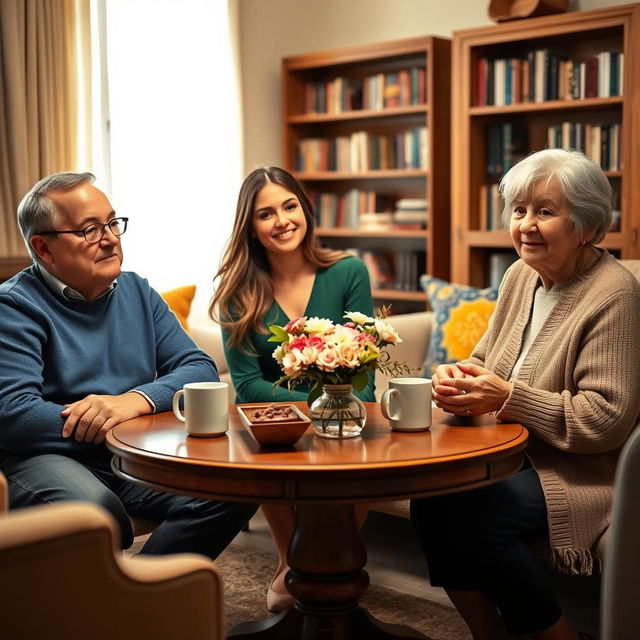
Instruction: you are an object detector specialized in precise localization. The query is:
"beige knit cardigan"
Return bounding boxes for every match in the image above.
[469,250,640,575]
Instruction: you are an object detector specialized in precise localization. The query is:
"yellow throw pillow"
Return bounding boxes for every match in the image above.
[420,276,498,374]
[160,285,196,331]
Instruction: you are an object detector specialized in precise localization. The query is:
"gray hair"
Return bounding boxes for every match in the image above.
[500,149,612,245]
[17,171,96,262]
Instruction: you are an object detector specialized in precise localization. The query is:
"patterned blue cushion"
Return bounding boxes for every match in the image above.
[420,275,498,374]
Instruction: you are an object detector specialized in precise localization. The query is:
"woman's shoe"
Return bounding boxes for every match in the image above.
[266,577,294,612]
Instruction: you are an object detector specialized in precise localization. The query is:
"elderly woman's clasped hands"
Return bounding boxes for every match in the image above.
[432,362,513,416]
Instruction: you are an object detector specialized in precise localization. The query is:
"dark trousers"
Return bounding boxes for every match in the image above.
[410,466,562,636]
[2,453,257,560]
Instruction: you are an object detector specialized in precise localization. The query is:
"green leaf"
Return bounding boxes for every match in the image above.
[267,325,289,343]
[351,370,369,392]
[307,381,322,406]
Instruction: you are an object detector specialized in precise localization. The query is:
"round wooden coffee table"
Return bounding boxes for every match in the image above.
[107,403,527,639]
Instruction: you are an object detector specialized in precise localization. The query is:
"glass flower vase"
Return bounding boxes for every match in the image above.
[310,384,366,439]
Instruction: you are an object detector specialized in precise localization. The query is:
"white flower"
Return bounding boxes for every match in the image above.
[316,346,339,371]
[335,342,361,368]
[330,325,358,344]
[300,345,319,364]
[272,344,286,364]
[305,316,335,335]
[343,311,374,325]
[282,349,306,376]
[374,318,402,344]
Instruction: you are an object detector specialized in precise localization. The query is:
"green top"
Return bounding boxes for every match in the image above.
[223,257,376,403]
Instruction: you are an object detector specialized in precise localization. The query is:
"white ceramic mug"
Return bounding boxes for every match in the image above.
[172,382,229,437]
[380,377,432,432]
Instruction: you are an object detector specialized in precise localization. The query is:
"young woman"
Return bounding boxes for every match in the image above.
[210,166,375,611]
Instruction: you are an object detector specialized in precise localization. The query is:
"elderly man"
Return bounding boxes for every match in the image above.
[0,171,256,558]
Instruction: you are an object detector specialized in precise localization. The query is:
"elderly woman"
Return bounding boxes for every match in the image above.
[411,149,640,640]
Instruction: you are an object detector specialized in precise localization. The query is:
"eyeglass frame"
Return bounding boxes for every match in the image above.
[34,217,129,244]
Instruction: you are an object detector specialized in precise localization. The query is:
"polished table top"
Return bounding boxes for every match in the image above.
[107,402,528,504]
[107,403,528,640]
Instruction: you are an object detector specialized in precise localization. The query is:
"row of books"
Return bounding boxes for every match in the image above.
[295,127,428,173]
[485,123,528,178]
[480,183,505,231]
[546,123,621,171]
[475,50,623,106]
[311,192,428,230]
[350,249,426,292]
[480,181,622,232]
[393,198,428,228]
[311,190,394,229]
[303,67,426,114]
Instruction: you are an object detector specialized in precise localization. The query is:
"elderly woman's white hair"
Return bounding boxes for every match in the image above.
[500,148,613,245]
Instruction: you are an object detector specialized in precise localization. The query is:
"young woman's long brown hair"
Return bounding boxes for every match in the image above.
[210,167,349,348]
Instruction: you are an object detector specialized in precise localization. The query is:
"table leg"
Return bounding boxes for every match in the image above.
[228,503,426,639]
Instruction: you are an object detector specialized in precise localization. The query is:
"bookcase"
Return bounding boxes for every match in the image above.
[282,36,451,312]
[451,3,640,287]
[0,257,30,284]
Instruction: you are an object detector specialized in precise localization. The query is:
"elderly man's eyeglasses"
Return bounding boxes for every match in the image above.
[36,217,129,244]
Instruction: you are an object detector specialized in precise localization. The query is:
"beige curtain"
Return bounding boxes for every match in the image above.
[0,0,88,258]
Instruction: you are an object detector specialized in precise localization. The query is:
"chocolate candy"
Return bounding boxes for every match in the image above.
[251,403,297,422]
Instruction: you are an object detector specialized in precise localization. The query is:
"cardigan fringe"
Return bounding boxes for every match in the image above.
[551,547,594,576]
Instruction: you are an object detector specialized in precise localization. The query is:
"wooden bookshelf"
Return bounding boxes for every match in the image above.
[451,3,640,287]
[0,257,30,283]
[282,36,451,311]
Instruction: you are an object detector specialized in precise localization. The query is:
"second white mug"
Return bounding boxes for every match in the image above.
[172,381,229,437]
[380,377,432,432]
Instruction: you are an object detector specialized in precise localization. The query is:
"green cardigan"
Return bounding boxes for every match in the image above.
[223,257,376,403]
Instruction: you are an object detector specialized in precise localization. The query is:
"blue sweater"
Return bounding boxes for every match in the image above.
[0,267,218,462]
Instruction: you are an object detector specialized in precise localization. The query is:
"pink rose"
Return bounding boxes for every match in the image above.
[285,317,307,334]
[289,336,308,351]
[308,336,324,349]
[290,335,325,352]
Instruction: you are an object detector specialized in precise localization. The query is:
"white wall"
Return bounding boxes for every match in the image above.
[238,0,626,173]
[105,0,242,317]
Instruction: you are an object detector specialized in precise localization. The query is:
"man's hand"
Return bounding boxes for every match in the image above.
[433,362,513,416]
[61,392,153,444]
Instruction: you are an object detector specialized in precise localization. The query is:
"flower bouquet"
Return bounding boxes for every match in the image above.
[269,307,411,438]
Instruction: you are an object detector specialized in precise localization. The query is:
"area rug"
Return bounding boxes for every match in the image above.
[215,543,471,640]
